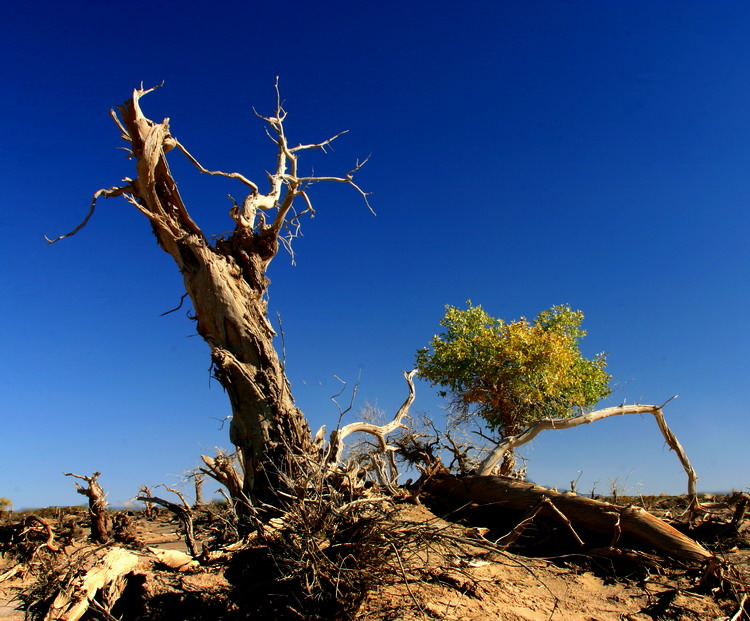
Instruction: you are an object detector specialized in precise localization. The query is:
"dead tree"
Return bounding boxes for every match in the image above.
[192,472,205,508]
[49,83,371,524]
[64,472,110,544]
[136,486,199,557]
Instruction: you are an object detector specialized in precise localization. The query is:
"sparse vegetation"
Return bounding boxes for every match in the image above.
[2,87,741,621]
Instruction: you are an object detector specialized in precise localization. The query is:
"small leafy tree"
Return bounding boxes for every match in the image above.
[416,303,611,474]
[0,496,12,515]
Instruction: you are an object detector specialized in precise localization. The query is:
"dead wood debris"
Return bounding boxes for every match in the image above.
[1,487,747,620]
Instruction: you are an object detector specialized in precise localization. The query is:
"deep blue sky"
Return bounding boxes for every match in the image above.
[2,2,748,509]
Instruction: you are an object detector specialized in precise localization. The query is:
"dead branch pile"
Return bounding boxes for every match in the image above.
[226,458,404,620]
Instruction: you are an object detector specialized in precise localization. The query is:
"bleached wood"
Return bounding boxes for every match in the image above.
[325,370,417,466]
[44,547,140,621]
[478,403,698,507]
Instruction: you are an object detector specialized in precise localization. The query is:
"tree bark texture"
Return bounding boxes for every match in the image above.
[427,475,713,565]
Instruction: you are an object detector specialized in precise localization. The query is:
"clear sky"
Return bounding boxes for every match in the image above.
[2,2,748,509]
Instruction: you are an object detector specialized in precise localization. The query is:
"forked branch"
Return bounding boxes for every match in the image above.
[46,81,371,265]
[325,370,418,466]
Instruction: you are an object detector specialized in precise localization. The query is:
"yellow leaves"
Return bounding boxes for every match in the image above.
[416,303,612,435]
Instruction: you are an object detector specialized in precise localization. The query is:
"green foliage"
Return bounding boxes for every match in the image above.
[416,303,611,437]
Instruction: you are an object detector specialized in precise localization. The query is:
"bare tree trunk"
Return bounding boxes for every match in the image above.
[64,472,110,544]
[160,228,314,510]
[49,85,370,526]
[139,485,154,519]
[428,475,713,565]
[193,473,205,508]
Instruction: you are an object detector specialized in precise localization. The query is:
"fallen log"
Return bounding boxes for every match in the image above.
[44,546,141,621]
[427,475,713,565]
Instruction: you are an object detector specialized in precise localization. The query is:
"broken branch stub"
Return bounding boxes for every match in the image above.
[64,472,110,544]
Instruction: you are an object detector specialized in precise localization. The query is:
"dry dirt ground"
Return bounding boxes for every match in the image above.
[1,495,748,620]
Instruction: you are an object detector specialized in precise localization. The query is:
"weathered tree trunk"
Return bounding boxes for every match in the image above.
[428,475,713,564]
[64,472,110,544]
[51,85,370,526]
[193,473,205,508]
[171,231,314,506]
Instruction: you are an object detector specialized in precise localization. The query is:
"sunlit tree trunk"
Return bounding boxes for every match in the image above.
[50,84,370,524]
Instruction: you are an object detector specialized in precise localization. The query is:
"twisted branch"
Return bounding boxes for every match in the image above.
[325,370,417,466]
[477,401,699,508]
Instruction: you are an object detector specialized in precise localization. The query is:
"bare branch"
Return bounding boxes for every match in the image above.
[136,488,198,557]
[294,160,375,215]
[173,140,259,192]
[659,394,679,408]
[330,373,360,423]
[160,292,189,317]
[326,370,417,466]
[109,108,130,141]
[45,186,131,244]
[477,403,699,507]
[161,485,191,510]
[22,515,60,553]
[288,130,349,153]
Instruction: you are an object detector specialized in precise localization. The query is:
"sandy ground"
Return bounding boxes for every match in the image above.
[1,499,746,620]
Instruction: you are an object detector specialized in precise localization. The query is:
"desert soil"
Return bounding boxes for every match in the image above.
[1,497,747,620]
